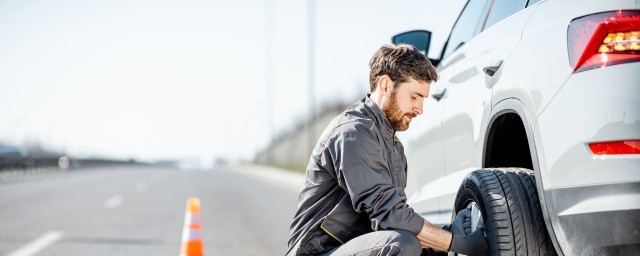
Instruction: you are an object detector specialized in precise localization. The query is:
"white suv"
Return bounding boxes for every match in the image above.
[392,0,640,255]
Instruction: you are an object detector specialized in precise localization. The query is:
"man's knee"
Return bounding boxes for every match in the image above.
[323,230,421,256]
[387,230,421,255]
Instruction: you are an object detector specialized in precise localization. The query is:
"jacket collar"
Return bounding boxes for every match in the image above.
[363,94,395,137]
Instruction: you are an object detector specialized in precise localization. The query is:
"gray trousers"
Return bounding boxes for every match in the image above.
[321,230,422,256]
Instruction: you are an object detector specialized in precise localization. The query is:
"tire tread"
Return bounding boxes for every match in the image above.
[453,168,557,256]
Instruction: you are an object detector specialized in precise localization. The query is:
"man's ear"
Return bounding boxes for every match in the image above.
[378,75,392,96]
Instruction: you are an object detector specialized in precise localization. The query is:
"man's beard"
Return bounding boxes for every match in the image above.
[382,90,416,131]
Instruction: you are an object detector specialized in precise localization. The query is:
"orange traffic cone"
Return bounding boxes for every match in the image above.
[180,197,204,256]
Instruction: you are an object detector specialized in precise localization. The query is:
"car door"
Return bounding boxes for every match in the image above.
[403,0,492,225]
[402,66,448,224]
[439,0,538,207]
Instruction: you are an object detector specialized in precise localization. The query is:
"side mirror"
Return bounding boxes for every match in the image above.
[392,30,440,67]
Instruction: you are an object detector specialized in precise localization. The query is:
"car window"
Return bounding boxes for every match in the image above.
[526,0,542,7]
[483,0,527,30]
[443,0,491,58]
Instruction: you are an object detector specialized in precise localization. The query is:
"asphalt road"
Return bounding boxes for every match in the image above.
[0,165,303,256]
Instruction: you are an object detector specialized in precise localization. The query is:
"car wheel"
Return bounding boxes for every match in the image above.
[451,168,556,256]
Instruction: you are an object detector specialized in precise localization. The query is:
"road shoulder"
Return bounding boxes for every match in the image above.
[224,164,304,192]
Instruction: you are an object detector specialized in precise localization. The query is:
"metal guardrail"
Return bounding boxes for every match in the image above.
[0,156,61,170]
[0,156,141,181]
[1,156,137,170]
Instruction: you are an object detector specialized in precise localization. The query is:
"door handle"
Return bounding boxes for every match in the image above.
[431,87,446,101]
[483,60,503,76]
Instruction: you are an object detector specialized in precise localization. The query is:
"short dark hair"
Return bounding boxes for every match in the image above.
[369,44,438,92]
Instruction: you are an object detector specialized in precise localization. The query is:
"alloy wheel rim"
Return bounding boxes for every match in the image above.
[468,202,484,232]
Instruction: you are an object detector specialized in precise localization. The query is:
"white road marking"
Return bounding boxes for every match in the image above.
[7,231,63,256]
[104,195,123,209]
[136,182,147,192]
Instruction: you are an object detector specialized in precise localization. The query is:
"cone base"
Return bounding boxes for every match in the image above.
[180,241,203,256]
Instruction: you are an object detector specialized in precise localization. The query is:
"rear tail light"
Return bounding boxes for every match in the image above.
[568,10,640,73]
[589,140,640,155]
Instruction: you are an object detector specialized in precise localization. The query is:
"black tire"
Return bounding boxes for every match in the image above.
[452,168,556,256]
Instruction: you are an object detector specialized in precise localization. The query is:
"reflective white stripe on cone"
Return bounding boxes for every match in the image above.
[180,198,203,256]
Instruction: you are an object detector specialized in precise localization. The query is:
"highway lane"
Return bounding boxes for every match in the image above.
[0,165,303,255]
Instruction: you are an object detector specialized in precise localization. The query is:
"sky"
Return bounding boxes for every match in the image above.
[0,0,465,164]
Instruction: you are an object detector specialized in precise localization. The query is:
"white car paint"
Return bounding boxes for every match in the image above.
[396,0,640,254]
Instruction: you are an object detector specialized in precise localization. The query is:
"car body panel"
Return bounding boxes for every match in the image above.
[538,63,640,189]
[440,1,536,175]
[546,182,640,255]
[400,0,640,253]
[403,94,446,222]
[407,168,476,225]
[406,0,537,225]
[490,1,640,253]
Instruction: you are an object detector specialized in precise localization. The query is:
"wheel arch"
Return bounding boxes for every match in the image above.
[481,98,563,255]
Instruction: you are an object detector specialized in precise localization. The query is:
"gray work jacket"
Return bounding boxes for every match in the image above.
[287,95,425,256]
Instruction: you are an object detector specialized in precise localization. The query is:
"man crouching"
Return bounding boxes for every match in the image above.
[286,44,488,256]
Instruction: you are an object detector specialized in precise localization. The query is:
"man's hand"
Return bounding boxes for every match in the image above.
[417,209,488,254]
[449,208,471,235]
[449,228,489,256]
[447,209,489,256]
[464,218,472,235]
